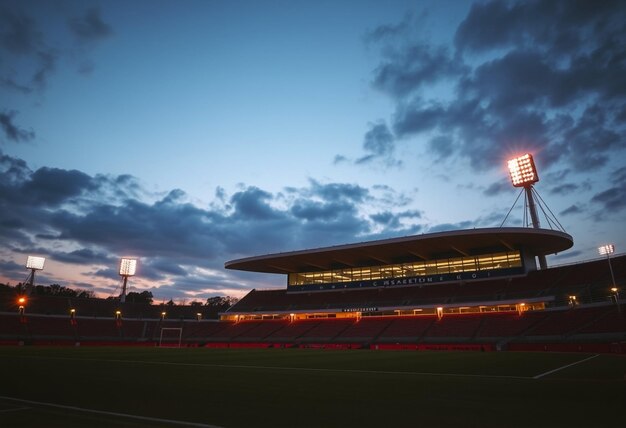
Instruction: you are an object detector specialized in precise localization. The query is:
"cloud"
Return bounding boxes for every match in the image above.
[0,5,41,54]
[0,5,57,92]
[373,43,466,99]
[0,152,432,297]
[427,220,474,233]
[0,4,113,95]
[455,0,625,57]
[369,209,421,231]
[483,179,515,197]
[68,7,112,42]
[359,0,626,173]
[560,204,583,216]
[549,183,580,196]
[356,121,399,166]
[363,12,414,44]
[0,111,35,143]
[589,166,626,220]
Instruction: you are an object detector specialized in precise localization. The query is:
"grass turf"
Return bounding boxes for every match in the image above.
[0,347,624,427]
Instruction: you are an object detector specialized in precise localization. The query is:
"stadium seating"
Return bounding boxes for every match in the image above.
[1,255,623,352]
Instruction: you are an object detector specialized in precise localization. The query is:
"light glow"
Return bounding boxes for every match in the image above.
[18,297,26,305]
[598,244,615,256]
[119,258,137,276]
[26,256,46,270]
[507,153,539,187]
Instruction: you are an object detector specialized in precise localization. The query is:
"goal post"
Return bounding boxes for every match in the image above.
[159,327,183,348]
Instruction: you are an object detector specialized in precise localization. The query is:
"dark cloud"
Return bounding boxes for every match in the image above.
[23,167,95,206]
[0,6,40,54]
[373,43,465,99]
[53,248,113,265]
[363,12,414,44]
[0,111,35,143]
[230,187,282,221]
[427,220,474,233]
[68,7,112,42]
[332,154,348,165]
[560,204,583,216]
[369,209,421,230]
[591,187,626,212]
[308,179,369,203]
[483,179,515,197]
[0,153,430,296]
[361,0,626,173]
[356,121,398,165]
[0,5,57,92]
[455,0,623,57]
[590,166,626,213]
[0,4,112,95]
[549,183,579,196]
[428,135,455,161]
[291,200,355,222]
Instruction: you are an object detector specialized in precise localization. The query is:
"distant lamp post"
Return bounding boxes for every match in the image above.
[118,258,137,303]
[196,312,202,321]
[436,307,444,320]
[568,295,577,306]
[161,311,167,320]
[610,287,620,304]
[115,310,122,320]
[25,256,46,294]
[17,296,26,315]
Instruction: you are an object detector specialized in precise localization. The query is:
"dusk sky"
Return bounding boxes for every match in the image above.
[1,0,625,302]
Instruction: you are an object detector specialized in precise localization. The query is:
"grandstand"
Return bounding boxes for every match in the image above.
[1,232,624,353]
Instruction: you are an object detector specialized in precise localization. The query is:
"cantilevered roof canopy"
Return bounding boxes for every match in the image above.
[225,227,573,274]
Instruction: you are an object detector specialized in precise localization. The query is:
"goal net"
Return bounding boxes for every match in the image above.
[159,327,183,348]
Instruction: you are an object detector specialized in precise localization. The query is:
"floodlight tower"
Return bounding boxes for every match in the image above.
[24,256,46,295]
[118,258,137,303]
[598,244,617,290]
[507,154,547,269]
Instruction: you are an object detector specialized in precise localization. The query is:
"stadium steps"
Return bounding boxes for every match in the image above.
[370,317,398,343]
[562,306,618,339]
[270,320,322,342]
[505,311,551,340]
[415,317,438,342]
[470,316,488,340]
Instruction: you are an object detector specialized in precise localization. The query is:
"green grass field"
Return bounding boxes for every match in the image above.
[0,347,624,427]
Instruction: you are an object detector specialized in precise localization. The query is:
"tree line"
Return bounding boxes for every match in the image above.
[3,282,238,309]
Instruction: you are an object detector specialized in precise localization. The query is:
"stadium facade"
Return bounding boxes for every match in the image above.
[223,227,574,320]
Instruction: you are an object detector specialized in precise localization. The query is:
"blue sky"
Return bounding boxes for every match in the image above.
[1,0,625,302]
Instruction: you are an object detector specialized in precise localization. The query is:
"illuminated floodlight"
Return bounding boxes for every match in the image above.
[599,244,617,292]
[119,258,137,276]
[507,154,539,187]
[26,256,46,270]
[598,244,615,256]
[118,258,137,303]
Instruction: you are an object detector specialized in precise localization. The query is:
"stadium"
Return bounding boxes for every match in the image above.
[1,154,625,427]
[0,154,624,353]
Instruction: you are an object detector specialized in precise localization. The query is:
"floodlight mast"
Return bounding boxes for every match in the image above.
[24,256,45,295]
[507,154,547,270]
[118,258,137,303]
[598,244,616,289]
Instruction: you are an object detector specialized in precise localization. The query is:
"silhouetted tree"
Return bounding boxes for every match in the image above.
[125,291,154,304]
